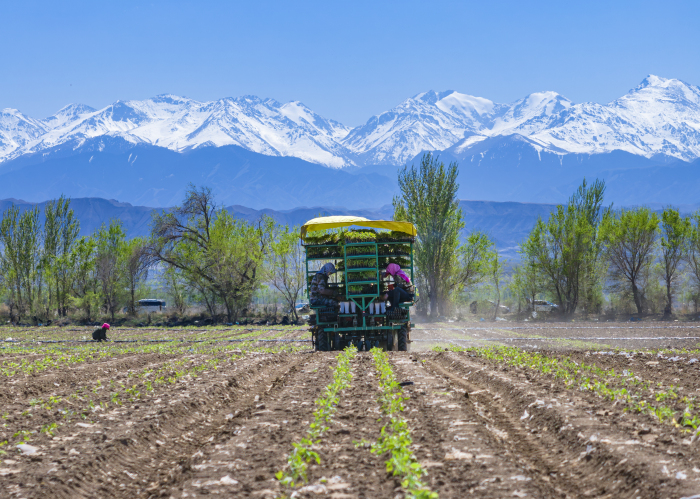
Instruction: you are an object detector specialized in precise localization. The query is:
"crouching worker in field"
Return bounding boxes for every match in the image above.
[381,263,415,311]
[92,323,111,342]
[310,263,340,309]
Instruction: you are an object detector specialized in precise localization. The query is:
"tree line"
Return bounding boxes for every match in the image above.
[0,187,306,324]
[4,157,698,324]
[393,153,700,319]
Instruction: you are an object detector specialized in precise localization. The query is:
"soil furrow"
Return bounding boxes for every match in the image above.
[291,353,396,499]
[426,351,700,498]
[162,352,338,498]
[1,353,304,499]
[388,353,554,498]
[0,352,182,405]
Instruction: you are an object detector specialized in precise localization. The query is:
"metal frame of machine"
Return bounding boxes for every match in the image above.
[301,216,416,352]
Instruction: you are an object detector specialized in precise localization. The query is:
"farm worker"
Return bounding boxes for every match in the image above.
[381,263,415,311]
[310,263,340,308]
[92,323,110,342]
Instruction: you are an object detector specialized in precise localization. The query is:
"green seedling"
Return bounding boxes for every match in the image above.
[277,346,357,488]
[370,348,438,499]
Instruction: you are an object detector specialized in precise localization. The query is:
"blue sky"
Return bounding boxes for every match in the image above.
[2,0,699,126]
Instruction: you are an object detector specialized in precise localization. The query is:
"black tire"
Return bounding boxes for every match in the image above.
[316,328,330,352]
[398,327,408,351]
[386,330,395,351]
[333,331,341,351]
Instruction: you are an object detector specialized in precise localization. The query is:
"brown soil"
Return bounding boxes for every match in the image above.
[1,325,699,498]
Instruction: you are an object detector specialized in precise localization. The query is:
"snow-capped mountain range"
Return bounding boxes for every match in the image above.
[1,75,699,169]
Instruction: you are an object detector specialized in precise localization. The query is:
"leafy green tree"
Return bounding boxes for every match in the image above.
[523,179,607,316]
[393,153,463,318]
[659,208,691,317]
[68,236,101,321]
[0,205,42,321]
[511,240,547,317]
[454,231,493,292]
[42,196,80,317]
[599,207,659,314]
[268,225,306,322]
[685,210,700,309]
[95,220,128,321]
[150,185,273,323]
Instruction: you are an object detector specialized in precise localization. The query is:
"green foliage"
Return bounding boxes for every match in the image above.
[42,196,80,318]
[455,230,494,295]
[370,348,438,499]
[268,225,306,321]
[0,204,42,321]
[393,152,463,318]
[659,208,691,316]
[522,178,608,316]
[277,346,357,488]
[150,185,274,322]
[67,236,101,320]
[599,207,659,314]
[685,211,700,309]
[95,220,128,321]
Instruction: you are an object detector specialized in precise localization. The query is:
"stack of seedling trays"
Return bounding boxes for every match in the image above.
[304,229,415,327]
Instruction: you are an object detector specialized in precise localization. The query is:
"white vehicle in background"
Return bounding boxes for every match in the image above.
[137,299,167,312]
[527,299,558,313]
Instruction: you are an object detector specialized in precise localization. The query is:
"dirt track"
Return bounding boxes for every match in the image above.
[1,324,699,498]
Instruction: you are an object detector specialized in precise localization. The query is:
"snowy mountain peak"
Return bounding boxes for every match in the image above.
[149,94,196,105]
[0,108,48,160]
[637,74,668,88]
[2,75,700,168]
[41,104,96,131]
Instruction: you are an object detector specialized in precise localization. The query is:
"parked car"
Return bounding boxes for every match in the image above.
[527,299,558,313]
[288,303,310,314]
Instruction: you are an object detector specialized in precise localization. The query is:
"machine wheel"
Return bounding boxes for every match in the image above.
[316,328,330,352]
[333,331,341,351]
[398,327,408,352]
[386,330,396,351]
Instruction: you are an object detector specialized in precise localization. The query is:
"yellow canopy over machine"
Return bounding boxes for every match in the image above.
[300,216,416,241]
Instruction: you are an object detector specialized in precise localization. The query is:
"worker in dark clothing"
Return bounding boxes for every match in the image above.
[309,263,340,308]
[92,323,111,342]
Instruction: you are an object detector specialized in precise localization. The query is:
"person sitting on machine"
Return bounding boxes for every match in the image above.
[381,263,415,311]
[310,263,341,308]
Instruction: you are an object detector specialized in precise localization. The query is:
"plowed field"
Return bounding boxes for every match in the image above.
[1,323,699,498]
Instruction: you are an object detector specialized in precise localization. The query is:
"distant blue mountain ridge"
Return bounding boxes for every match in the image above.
[1,135,699,210]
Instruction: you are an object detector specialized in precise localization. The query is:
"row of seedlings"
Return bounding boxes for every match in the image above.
[445,345,700,437]
[370,348,438,499]
[0,341,301,455]
[277,346,357,490]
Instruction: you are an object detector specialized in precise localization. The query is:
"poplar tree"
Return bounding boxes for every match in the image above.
[96,220,128,322]
[659,208,691,317]
[393,153,463,318]
[685,211,700,305]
